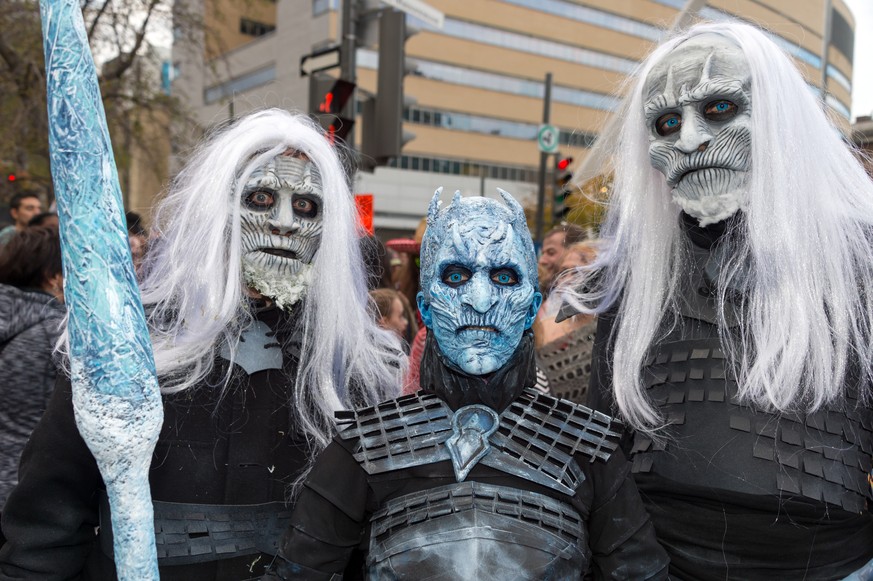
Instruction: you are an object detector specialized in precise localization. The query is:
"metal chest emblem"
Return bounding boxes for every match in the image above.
[219,320,283,375]
[445,404,500,482]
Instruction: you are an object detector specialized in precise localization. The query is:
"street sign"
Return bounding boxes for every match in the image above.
[300,46,342,77]
[380,0,445,29]
[537,124,560,154]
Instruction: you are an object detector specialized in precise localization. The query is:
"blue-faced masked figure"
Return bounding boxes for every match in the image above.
[268,190,668,581]
[417,189,542,377]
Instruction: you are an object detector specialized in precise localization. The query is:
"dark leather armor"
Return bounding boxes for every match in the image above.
[334,389,621,579]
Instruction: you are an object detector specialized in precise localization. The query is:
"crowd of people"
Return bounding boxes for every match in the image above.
[0,14,872,581]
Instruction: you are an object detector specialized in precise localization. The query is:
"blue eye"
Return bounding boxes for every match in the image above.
[490,268,518,286]
[655,112,682,136]
[441,265,471,288]
[704,100,738,120]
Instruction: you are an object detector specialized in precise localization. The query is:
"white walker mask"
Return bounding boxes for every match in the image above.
[644,34,752,226]
[240,153,324,310]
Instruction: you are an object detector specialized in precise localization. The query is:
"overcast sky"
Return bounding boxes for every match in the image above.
[844,0,872,119]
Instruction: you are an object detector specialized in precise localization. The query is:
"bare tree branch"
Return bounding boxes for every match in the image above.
[87,0,114,40]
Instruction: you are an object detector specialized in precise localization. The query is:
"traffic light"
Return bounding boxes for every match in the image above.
[361,9,416,168]
[555,156,574,220]
[309,73,356,143]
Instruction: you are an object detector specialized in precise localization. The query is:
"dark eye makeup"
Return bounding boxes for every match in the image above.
[244,190,275,210]
[441,265,472,288]
[703,99,738,121]
[293,195,319,219]
[655,112,682,136]
[490,268,519,286]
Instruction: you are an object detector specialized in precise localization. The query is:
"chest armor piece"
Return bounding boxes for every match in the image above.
[336,389,622,496]
[366,481,589,581]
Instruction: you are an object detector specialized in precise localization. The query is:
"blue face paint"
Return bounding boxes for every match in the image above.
[417,189,542,375]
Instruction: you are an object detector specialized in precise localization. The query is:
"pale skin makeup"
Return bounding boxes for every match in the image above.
[240,152,324,309]
[643,33,752,226]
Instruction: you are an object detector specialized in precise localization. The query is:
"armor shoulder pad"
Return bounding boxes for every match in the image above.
[335,392,453,474]
[509,389,623,463]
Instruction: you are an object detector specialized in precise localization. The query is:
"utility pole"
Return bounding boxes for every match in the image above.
[820,0,833,103]
[535,72,552,244]
[340,0,357,148]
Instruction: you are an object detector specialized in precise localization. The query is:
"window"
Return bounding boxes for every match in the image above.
[204,65,276,104]
[240,18,275,37]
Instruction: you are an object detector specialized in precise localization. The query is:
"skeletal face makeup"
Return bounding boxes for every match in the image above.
[644,34,752,226]
[417,191,542,375]
[240,153,323,309]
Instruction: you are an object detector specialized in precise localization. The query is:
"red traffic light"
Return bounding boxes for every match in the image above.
[557,157,573,171]
[317,79,356,115]
[7,174,15,182]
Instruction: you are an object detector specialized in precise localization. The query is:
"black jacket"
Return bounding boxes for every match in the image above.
[588,215,873,580]
[0,285,65,507]
[0,307,312,581]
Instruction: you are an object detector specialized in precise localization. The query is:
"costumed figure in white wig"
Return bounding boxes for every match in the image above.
[0,11,401,581]
[266,189,669,580]
[561,21,873,581]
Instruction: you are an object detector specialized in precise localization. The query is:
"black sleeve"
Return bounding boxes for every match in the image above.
[585,448,669,581]
[0,375,105,580]
[270,440,370,580]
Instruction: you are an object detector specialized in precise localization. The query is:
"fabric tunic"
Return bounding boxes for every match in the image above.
[0,306,313,581]
[589,215,873,580]
[0,284,65,508]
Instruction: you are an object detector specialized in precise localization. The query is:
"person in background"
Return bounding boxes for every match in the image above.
[537,222,586,295]
[125,212,148,277]
[385,217,426,312]
[369,288,410,351]
[533,240,600,404]
[27,212,59,229]
[0,193,43,246]
[0,227,65,513]
[388,219,430,394]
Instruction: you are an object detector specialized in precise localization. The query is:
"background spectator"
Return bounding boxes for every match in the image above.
[533,239,600,405]
[0,227,65,513]
[126,211,148,276]
[369,288,410,348]
[27,212,59,229]
[0,193,43,246]
[537,222,586,295]
[387,218,429,394]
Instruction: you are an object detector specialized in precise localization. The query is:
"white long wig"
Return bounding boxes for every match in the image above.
[139,108,402,448]
[564,22,873,432]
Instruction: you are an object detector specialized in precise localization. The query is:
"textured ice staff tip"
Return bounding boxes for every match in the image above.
[39,1,163,579]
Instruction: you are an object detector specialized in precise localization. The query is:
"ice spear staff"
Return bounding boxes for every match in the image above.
[39,1,163,578]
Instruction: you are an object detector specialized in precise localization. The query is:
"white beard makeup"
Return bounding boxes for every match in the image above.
[240,153,324,310]
[643,34,752,226]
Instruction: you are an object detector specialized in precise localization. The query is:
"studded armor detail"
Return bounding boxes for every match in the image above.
[629,337,873,514]
[336,389,622,496]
